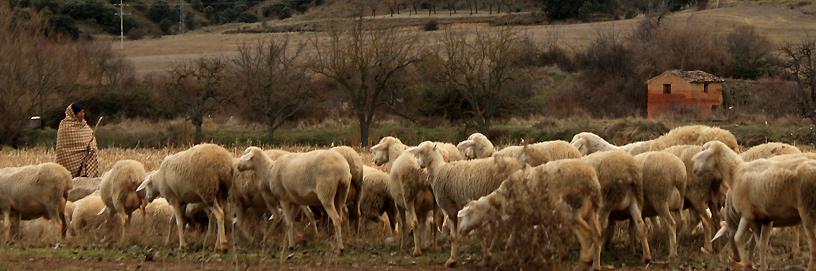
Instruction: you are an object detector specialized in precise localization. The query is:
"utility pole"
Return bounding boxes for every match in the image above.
[119,0,124,49]
[179,0,185,34]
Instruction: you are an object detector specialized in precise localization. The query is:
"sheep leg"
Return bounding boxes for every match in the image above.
[442,208,460,268]
[573,211,599,270]
[656,203,678,258]
[798,209,816,271]
[395,206,407,252]
[300,206,319,238]
[597,206,613,249]
[279,201,296,257]
[2,209,11,243]
[791,226,801,256]
[757,223,772,271]
[210,200,229,253]
[690,202,715,254]
[406,204,423,257]
[734,218,753,269]
[58,199,68,240]
[169,201,188,251]
[628,203,651,263]
[321,202,345,256]
[602,221,616,249]
[165,215,175,247]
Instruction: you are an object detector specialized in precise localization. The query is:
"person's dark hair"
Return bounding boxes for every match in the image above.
[71,101,84,115]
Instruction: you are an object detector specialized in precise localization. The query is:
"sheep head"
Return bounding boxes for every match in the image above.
[137,171,160,203]
[237,147,265,171]
[457,197,492,236]
[692,141,728,179]
[409,141,440,169]
[456,140,474,159]
[370,138,393,166]
[570,134,591,156]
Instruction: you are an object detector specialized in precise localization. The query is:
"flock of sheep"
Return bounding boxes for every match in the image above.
[1,124,815,270]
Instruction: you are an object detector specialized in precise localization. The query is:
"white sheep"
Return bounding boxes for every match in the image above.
[331,146,365,227]
[632,151,687,258]
[740,142,802,162]
[370,136,460,257]
[237,147,351,256]
[571,125,739,156]
[0,162,72,242]
[137,143,234,252]
[68,176,102,201]
[694,141,816,271]
[580,151,651,263]
[517,140,582,166]
[69,192,106,239]
[409,141,526,267]
[663,144,723,254]
[457,133,496,159]
[98,160,147,244]
[458,159,604,270]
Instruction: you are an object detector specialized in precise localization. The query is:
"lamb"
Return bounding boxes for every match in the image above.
[0,162,72,242]
[98,160,147,244]
[740,142,802,162]
[632,151,687,258]
[580,151,651,263]
[68,176,102,201]
[370,136,461,257]
[517,140,582,166]
[458,159,603,270]
[457,133,496,159]
[694,141,816,271]
[663,145,724,254]
[237,147,350,256]
[331,146,365,226]
[69,192,106,238]
[357,166,397,234]
[136,143,234,252]
[409,141,526,267]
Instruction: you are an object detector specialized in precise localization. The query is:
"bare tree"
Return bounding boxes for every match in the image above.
[167,57,230,144]
[307,20,419,146]
[230,38,313,142]
[423,28,528,132]
[780,37,816,120]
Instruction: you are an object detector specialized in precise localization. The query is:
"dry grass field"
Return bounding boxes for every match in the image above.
[116,4,816,75]
[0,145,813,270]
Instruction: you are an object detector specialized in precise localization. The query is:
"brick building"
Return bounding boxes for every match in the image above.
[647,70,724,118]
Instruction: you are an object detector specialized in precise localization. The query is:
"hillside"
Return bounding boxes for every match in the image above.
[118,3,816,75]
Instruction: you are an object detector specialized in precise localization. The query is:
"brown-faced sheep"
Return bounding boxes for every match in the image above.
[137,144,234,252]
[581,151,651,263]
[98,160,147,244]
[409,141,526,267]
[458,159,603,270]
[0,162,72,242]
[663,145,723,254]
[237,147,351,256]
[357,166,397,234]
[68,176,101,201]
[457,133,496,159]
[694,141,816,271]
[633,151,687,258]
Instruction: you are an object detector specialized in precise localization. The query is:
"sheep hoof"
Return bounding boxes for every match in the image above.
[411,250,422,257]
[642,257,651,264]
[444,258,458,268]
[216,243,229,253]
[700,246,713,255]
[335,248,344,257]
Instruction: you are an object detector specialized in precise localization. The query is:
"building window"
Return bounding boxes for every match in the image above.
[663,84,671,94]
[704,83,709,93]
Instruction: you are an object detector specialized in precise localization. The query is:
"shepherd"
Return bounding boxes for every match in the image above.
[55,102,100,178]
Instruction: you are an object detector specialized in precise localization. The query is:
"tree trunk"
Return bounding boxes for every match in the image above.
[193,117,203,145]
[358,115,370,147]
[266,122,277,144]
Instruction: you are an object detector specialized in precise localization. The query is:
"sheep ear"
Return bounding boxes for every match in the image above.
[136,177,151,192]
[370,143,383,151]
[97,207,107,216]
[712,224,729,242]
[406,147,419,155]
[239,151,254,162]
[432,144,437,151]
